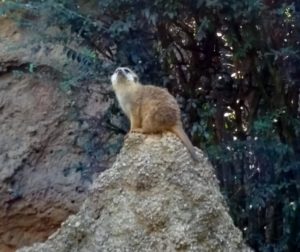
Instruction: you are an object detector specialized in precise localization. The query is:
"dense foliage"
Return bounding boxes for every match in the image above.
[1,0,300,251]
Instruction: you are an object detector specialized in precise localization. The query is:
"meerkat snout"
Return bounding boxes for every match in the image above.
[111,67,139,87]
[111,68,123,86]
[114,67,130,76]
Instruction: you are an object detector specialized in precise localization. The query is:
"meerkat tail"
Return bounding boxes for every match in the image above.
[171,125,199,162]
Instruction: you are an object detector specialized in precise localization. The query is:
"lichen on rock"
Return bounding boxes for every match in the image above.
[18,133,252,252]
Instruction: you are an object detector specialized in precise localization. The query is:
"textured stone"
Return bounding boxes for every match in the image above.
[18,133,252,252]
[0,17,114,251]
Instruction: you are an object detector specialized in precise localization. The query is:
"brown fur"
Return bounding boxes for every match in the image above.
[111,67,199,161]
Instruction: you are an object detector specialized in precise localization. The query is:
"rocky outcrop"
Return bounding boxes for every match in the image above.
[18,133,252,252]
[0,17,117,251]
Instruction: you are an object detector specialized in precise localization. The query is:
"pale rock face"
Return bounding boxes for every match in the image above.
[18,133,252,252]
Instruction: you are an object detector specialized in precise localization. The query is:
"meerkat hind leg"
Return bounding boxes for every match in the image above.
[135,124,165,135]
[130,110,169,134]
[131,122,163,134]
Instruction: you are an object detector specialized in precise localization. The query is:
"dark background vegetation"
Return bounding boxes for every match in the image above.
[1,0,300,251]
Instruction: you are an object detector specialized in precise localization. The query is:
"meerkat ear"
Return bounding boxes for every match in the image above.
[134,76,139,83]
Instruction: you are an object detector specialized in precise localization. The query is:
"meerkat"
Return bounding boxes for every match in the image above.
[111,67,199,162]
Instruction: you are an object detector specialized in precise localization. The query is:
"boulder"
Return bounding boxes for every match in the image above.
[18,133,252,252]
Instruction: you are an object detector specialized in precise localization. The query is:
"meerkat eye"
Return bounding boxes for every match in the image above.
[124,69,130,74]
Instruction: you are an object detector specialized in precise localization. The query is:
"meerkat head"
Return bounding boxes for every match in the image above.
[111,67,139,88]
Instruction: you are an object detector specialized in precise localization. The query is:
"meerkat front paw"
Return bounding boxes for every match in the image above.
[124,128,144,139]
[130,128,144,134]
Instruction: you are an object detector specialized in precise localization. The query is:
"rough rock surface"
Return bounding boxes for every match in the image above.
[18,133,252,252]
[0,17,116,251]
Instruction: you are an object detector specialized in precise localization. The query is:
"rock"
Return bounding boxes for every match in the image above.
[0,17,116,251]
[0,70,89,252]
[18,133,252,252]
